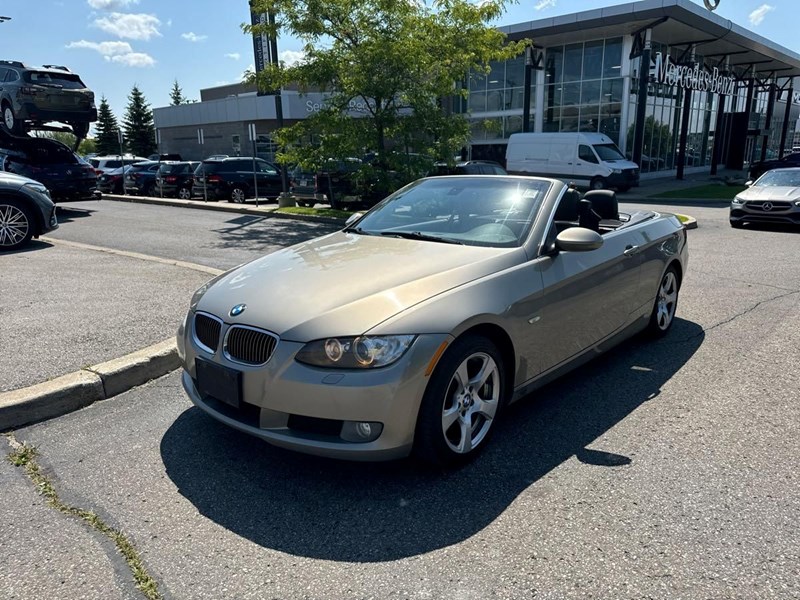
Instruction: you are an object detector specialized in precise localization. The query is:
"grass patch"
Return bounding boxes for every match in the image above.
[675,214,691,224]
[650,184,746,200]
[6,439,162,600]
[276,206,353,219]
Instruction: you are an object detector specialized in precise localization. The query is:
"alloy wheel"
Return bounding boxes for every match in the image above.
[655,271,678,331]
[441,352,500,454]
[0,203,30,248]
[231,188,246,203]
[178,187,192,200]
[3,106,15,131]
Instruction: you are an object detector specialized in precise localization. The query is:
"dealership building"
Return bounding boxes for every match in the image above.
[153,0,800,179]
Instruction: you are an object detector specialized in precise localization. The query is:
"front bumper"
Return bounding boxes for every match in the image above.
[607,169,640,188]
[179,314,451,461]
[730,201,800,225]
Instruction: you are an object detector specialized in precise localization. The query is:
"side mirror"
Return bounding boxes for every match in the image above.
[745,180,753,187]
[344,212,363,226]
[555,227,604,252]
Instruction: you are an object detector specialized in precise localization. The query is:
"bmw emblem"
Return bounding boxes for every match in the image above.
[229,304,247,317]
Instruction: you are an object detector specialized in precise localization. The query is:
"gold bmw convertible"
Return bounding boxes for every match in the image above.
[178,176,687,466]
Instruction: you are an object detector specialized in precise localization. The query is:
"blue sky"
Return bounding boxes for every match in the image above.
[0,0,795,126]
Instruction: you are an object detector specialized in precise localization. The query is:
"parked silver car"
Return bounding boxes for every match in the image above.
[730,167,800,228]
[178,176,688,466]
[0,171,58,250]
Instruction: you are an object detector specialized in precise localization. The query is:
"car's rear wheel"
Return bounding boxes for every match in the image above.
[229,187,247,203]
[2,103,19,135]
[413,335,506,467]
[144,183,155,197]
[178,187,192,200]
[71,122,90,139]
[645,266,680,337]
[0,198,34,251]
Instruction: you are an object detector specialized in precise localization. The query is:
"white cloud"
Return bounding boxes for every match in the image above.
[181,32,207,42]
[534,0,556,9]
[93,13,161,40]
[87,0,139,9]
[749,4,774,26]
[225,52,241,60]
[66,40,133,56]
[280,50,305,66]
[109,52,156,67]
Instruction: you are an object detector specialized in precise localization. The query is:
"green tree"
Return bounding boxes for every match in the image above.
[169,79,185,106]
[123,85,156,157]
[246,0,527,182]
[31,130,96,155]
[78,137,97,155]
[95,96,121,156]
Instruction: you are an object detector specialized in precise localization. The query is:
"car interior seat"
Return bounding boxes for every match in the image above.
[554,188,581,229]
[582,189,622,230]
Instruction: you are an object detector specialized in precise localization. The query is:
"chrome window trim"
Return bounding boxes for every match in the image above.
[223,324,280,366]
[192,311,224,355]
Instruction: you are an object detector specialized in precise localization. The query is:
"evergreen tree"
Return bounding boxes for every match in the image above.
[95,96,121,156]
[123,85,156,157]
[169,79,185,106]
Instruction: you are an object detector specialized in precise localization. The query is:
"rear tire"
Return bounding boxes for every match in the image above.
[178,187,192,200]
[645,265,680,338]
[0,198,35,251]
[413,335,506,468]
[229,187,247,203]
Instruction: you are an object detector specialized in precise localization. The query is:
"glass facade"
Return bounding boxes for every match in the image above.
[543,37,624,144]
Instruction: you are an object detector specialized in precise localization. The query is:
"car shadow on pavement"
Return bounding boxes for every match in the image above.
[209,216,340,250]
[54,205,96,223]
[6,239,54,253]
[160,318,704,563]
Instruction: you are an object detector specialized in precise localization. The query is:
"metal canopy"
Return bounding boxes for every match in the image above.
[502,0,800,81]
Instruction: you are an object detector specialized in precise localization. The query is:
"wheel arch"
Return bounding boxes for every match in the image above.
[449,323,516,403]
[666,258,683,288]
[0,192,43,235]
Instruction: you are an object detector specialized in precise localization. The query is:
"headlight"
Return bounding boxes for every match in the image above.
[611,169,622,174]
[296,335,416,369]
[732,195,745,204]
[794,200,800,207]
[23,182,50,196]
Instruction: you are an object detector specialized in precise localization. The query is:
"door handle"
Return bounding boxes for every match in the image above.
[623,245,639,256]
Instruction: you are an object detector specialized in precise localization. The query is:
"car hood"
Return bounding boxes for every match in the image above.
[739,186,800,200]
[0,171,36,189]
[197,231,524,341]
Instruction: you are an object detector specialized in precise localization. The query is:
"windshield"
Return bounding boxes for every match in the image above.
[755,170,800,187]
[25,71,86,89]
[593,144,626,162]
[351,177,551,247]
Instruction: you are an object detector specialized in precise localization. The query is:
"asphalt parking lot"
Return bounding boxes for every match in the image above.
[2,199,799,599]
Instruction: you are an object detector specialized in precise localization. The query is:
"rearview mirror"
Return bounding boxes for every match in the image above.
[555,227,604,252]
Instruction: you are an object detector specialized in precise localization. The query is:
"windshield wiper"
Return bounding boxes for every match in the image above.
[342,226,377,236]
[379,231,464,245]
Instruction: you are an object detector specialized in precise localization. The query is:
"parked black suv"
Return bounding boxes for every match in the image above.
[123,161,162,196]
[192,157,283,202]
[748,152,800,181]
[156,161,199,199]
[0,133,97,201]
[0,61,97,138]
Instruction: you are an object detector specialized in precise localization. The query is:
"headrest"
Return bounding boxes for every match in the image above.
[554,188,581,221]
[582,190,619,220]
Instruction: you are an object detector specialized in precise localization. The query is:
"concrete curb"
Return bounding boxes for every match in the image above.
[101,194,347,226]
[674,214,698,230]
[0,338,179,431]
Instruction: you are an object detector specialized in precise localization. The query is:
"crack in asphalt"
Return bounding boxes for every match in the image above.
[4,434,163,600]
[689,269,800,294]
[668,287,800,345]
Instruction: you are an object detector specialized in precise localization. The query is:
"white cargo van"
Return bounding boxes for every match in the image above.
[505,132,640,191]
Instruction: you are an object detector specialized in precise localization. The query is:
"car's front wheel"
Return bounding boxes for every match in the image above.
[413,335,506,467]
[0,198,34,251]
[2,103,19,135]
[645,265,680,337]
[229,187,247,203]
[589,177,606,191]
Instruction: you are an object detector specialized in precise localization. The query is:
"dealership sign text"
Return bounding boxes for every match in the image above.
[653,53,736,95]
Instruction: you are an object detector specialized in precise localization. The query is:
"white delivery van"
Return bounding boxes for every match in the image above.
[505,132,640,191]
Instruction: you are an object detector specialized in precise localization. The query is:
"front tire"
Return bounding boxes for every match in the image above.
[413,335,506,467]
[0,198,34,251]
[2,103,19,135]
[229,187,247,203]
[589,177,605,191]
[645,266,680,337]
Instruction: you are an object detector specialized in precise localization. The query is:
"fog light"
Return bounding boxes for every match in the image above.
[340,421,383,443]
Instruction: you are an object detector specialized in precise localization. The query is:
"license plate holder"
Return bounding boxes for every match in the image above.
[195,358,241,408]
